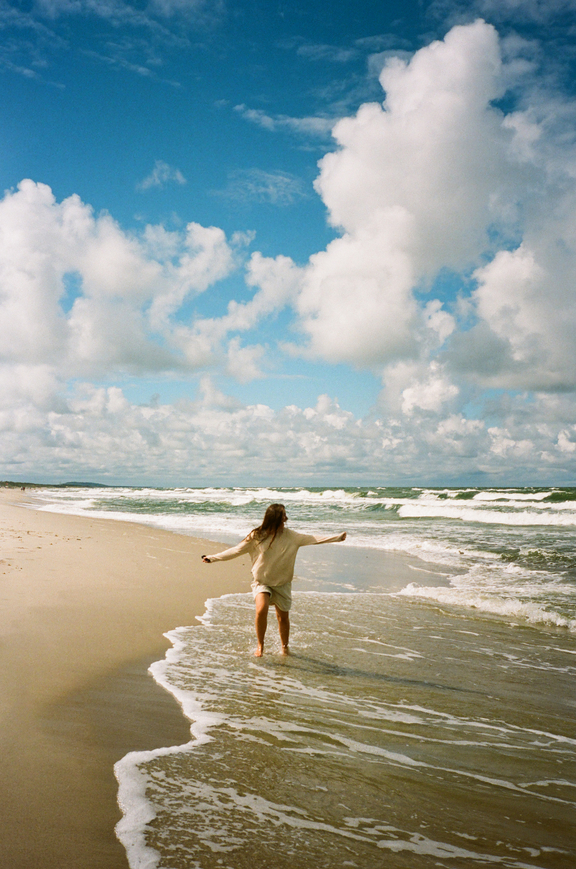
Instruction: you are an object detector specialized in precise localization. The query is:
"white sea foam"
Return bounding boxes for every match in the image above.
[113,591,576,869]
[115,600,237,869]
[347,530,488,566]
[398,583,576,632]
[472,491,554,502]
[35,500,251,543]
[114,761,161,869]
[398,503,576,525]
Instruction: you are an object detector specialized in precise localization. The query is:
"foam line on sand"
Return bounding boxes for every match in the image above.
[0,489,248,869]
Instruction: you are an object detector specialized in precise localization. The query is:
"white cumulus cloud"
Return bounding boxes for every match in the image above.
[0,179,241,378]
[3,20,576,483]
[290,20,519,370]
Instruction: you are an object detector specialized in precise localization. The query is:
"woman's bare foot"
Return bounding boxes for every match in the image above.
[281,644,290,656]
[254,645,264,657]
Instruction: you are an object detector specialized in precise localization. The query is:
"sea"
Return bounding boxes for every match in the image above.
[34,485,576,869]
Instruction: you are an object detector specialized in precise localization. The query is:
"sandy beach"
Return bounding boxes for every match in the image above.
[4,486,575,869]
[0,489,250,869]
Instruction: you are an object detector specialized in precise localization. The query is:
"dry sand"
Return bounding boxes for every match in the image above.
[0,489,250,869]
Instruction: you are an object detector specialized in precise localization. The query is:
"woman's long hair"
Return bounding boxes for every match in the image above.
[249,503,287,545]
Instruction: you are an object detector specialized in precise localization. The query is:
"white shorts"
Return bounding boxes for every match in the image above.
[251,579,292,612]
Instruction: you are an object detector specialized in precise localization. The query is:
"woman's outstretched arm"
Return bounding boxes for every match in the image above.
[295,531,346,547]
[202,537,252,563]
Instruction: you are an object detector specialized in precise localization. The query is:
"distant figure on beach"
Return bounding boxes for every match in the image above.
[202,503,346,657]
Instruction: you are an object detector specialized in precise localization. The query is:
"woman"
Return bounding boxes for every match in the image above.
[202,503,346,657]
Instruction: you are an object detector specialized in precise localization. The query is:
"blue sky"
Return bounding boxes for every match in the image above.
[2,0,576,485]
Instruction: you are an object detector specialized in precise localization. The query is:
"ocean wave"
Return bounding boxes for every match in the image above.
[398,583,576,632]
[398,504,576,526]
[34,484,576,517]
[472,491,554,502]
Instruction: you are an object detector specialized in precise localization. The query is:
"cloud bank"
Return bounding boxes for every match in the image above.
[0,179,245,378]
[3,18,576,483]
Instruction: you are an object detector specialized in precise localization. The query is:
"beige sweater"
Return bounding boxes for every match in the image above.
[207,527,345,588]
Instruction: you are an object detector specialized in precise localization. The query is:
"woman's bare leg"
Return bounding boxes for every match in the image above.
[254,592,270,657]
[275,606,290,655]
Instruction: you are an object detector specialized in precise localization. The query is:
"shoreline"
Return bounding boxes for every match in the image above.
[0,489,250,869]
[0,489,454,869]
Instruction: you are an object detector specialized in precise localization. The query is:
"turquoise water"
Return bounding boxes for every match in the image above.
[35,486,576,868]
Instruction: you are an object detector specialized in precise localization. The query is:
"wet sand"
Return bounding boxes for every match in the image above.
[0,490,250,869]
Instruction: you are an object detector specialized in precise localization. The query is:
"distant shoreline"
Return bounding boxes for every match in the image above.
[1,480,111,489]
